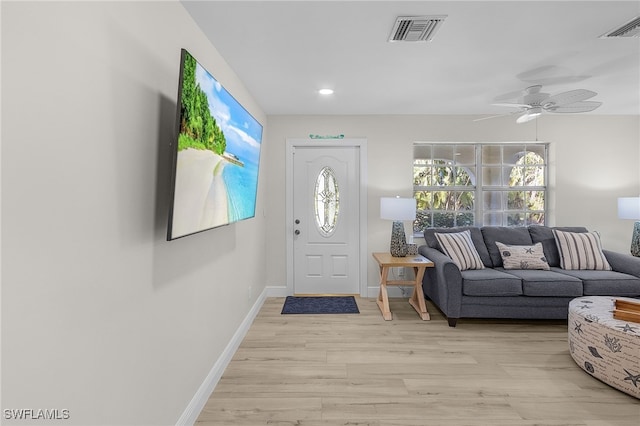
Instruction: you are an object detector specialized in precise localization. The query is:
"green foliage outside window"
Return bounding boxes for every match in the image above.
[413,160,475,231]
[507,152,545,222]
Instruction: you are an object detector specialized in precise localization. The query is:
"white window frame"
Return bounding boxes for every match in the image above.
[413,142,548,235]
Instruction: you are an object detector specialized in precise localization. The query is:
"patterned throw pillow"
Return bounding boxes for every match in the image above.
[495,241,550,270]
[435,230,485,271]
[552,230,612,270]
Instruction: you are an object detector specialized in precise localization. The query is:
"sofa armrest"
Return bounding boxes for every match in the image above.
[418,246,463,322]
[603,250,640,278]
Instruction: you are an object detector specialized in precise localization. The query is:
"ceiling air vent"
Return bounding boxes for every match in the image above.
[388,15,447,42]
[600,15,640,38]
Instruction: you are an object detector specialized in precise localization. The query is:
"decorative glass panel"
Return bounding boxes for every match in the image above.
[314,167,339,236]
[482,167,502,186]
[504,145,525,164]
[454,145,475,165]
[481,145,501,164]
[507,191,525,209]
[507,212,526,226]
[413,166,431,186]
[483,191,502,210]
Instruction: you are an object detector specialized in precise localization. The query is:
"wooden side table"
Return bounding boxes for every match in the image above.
[372,252,434,321]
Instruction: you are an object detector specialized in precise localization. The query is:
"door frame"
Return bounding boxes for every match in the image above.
[285,138,368,297]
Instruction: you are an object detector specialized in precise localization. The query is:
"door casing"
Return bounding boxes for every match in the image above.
[285,138,368,297]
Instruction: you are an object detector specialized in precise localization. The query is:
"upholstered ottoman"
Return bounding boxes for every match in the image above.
[568,296,640,399]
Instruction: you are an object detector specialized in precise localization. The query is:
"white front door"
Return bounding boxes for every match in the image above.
[292,145,360,294]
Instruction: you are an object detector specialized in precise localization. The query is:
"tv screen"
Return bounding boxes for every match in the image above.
[167,49,263,240]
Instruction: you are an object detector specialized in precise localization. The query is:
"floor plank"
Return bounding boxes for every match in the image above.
[195,296,640,425]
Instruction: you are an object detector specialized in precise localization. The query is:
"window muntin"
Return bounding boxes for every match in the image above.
[413,143,547,232]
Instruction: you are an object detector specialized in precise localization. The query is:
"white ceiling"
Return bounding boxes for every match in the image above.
[181,1,640,117]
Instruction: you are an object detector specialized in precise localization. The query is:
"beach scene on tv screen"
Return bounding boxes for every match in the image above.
[170,51,263,239]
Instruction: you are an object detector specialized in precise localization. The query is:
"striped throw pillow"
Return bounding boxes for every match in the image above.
[552,230,612,270]
[435,230,485,271]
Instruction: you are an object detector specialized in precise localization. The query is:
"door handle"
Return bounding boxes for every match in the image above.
[295,229,301,235]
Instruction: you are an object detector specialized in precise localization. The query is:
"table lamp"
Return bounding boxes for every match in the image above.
[618,197,640,257]
[380,196,416,257]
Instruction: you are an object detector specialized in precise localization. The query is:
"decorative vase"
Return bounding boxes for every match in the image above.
[406,243,418,255]
[390,221,407,257]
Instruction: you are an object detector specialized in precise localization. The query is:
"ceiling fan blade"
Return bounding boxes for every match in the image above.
[491,102,531,109]
[473,109,523,122]
[543,89,597,108]
[473,114,509,122]
[493,85,544,103]
[547,101,602,113]
[493,89,528,102]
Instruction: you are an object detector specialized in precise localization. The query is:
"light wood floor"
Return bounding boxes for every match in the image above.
[196,296,640,425]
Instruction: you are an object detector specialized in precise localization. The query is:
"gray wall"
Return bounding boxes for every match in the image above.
[265,115,640,292]
[1,2,267,424]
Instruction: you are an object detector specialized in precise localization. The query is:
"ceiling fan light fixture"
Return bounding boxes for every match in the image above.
[516,108,542,124]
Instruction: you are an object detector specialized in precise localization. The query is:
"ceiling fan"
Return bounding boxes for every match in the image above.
[478,85,602,123]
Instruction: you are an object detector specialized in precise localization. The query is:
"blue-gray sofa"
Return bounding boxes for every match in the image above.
[418,225,640,327]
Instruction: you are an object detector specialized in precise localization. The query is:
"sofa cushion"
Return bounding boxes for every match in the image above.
[552,230,612,270]
[435,230,485,271]
[551,268,640,297]
[496,241,550,270]
[528,225,588,267]
[496,268,583,297]
[424,226,492,267]
[461,269,522,296]
[481,226,533,267]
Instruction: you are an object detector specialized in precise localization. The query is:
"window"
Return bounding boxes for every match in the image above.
[413,143,547,233]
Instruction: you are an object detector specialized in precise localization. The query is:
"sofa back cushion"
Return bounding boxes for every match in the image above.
[481,226,533,267]
[423,226,492,267]
[528,225,588,267]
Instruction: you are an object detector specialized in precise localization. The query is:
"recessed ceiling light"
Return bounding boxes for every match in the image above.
[318,88,334,95]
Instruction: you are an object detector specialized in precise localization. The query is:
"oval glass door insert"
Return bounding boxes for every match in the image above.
[314,166,340,236]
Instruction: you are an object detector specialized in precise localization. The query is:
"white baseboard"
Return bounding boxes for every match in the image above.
[176,288,267,426]
[265,285,289,297]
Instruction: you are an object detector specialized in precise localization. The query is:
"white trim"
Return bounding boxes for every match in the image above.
[176,288,267,426]
[285,138,368,297]
[266,285,289,297]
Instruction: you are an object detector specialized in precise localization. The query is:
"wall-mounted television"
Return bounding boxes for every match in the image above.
[167,49,263,240]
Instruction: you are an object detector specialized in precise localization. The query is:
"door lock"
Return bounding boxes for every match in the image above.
[295,219,300,224]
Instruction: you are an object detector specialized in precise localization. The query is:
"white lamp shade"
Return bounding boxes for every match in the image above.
[618,197,640,220]
[380,197,416,221]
